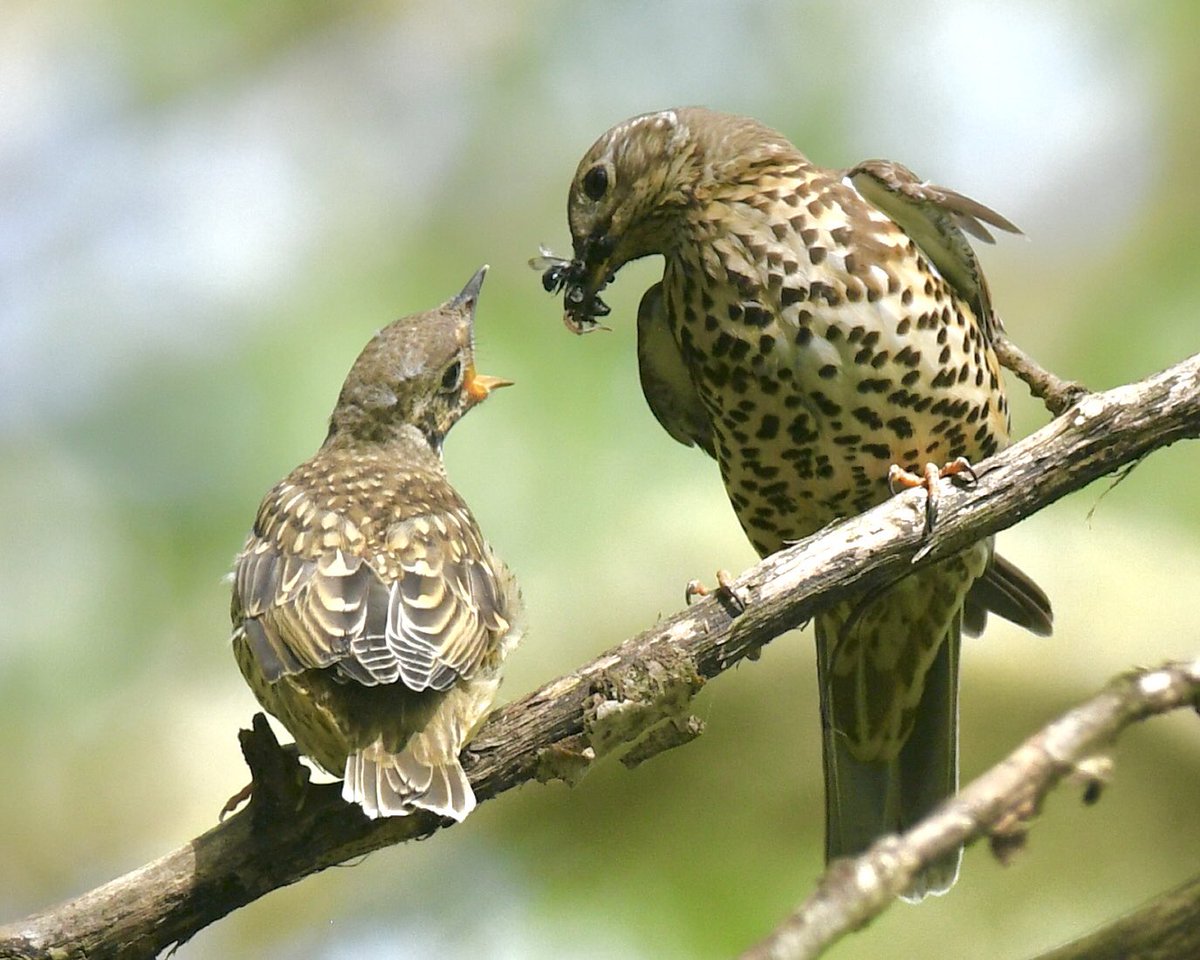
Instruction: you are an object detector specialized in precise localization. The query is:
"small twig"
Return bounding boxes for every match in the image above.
[738,659,1200,960]
[1084,455,1149,525]
[994,333,1091,416]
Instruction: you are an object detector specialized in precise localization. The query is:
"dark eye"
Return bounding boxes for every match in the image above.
[440,360,463,392]
[581,164,608,201]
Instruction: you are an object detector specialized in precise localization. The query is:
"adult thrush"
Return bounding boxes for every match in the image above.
[544,107,1052,896]
[231,267,522,821]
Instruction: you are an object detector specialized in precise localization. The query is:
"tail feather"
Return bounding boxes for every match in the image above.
[343,741,476,822]
[895,625,961,898]
[818,615,962,900]
[965,553,1053,638]
[339,672,505,822]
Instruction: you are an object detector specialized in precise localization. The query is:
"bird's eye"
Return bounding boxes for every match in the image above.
[440,360,463,392]
[581,164,609,201]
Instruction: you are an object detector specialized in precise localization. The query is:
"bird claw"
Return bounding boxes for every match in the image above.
[219,782,253,820]
[223,723,307,822]
[888,457,978,536]
[685,569,750,614]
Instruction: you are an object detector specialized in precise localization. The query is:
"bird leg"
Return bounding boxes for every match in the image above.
[685,569,751,615]
[887,457,978,534]
[219,782,254,820]
[220,713,308,823]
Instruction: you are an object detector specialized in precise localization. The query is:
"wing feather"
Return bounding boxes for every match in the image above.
[636,281,715,456]
[846,159,1020,336]
[233,486,507,694]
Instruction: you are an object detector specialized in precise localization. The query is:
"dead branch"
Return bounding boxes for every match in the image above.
[994,332,1091,417]
[1029,872,1200,960]
[738,659,1200,960]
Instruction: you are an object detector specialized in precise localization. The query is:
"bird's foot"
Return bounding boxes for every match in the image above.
[888,457,978,534]
[220,782,253,820]
[219,737,306,819]
[685,569,750,615]
[225,715,310,826]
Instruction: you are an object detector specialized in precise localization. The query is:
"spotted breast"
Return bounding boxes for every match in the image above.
[554,107,1052,898]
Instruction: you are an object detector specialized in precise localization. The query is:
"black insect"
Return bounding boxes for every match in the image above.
[529,245,611,334]
[529,246,578,293]
[533,257,573,295]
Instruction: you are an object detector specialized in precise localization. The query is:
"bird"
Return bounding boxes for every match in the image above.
[542,107,1052,896]
[230,266,522,822]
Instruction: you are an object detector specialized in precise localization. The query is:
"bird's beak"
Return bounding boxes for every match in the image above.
[452,264,489,311]
[464,364,514,402]
[452,266,511,402]
[559,233,616,335]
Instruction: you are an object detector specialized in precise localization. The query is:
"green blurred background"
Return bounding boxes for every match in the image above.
[2,1,1198,957]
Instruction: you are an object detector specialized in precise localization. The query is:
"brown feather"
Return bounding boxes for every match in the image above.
[559,107,1051,895]
[230,270,522,821]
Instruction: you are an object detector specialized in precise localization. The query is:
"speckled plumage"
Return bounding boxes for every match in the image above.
[231,267,522,822]
[555,108,1051,896]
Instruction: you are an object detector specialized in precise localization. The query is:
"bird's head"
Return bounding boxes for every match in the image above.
[548,107,796,334]
[326,266,512,452]
[551,108,705,333]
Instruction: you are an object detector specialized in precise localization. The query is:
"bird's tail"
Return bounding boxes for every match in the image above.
[816,608,962,900]
[341,674,504,821]
[343,736,476,822]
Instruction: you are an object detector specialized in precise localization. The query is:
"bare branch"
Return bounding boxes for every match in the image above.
[737,659,1200,960]
[1030,873,1200,960]
[1,350,1198,960]
[993,332,1091,416]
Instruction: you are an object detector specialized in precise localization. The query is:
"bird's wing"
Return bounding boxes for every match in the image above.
[636,282,715,457]
[233,486,511,694]
[348,506,512,691]
[963,551,1053,637]
[846,159,1021,332]
[233,532,372,682]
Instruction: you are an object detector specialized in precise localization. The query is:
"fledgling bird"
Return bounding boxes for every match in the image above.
[230,267,522,822]
[543,108,1052,896]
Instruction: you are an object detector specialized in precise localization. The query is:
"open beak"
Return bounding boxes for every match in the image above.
[464,365,514,402]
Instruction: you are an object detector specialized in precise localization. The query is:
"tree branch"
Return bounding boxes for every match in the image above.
[737,659,1200,960]
[2,351,1198,960]
[993,332,1092,417]
[1030,873,1200,960]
